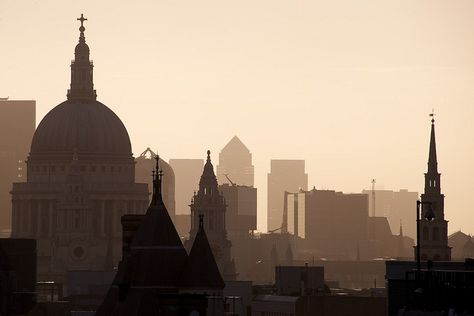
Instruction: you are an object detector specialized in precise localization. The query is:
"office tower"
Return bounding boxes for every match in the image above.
[267,160,308,232]
[11,16,149,282]
[0,99,35,235]
[283,188,368,257]
[216,136,254,187]
[219,183,257,234]
[418,116,451,261]
[186,151,236,280]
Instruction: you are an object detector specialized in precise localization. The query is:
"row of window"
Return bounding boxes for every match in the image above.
[30,165,129,173]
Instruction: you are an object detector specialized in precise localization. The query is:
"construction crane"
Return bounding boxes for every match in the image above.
[224,174,236,186]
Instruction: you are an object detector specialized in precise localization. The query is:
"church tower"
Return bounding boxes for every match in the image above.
[418,114,451,261]
[187,151,236,281]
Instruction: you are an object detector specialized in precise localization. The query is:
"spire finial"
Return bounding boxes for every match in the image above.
[207,150,211,162]
[430,109,436,124]
[199,214,204,231]
[77,14,87,42]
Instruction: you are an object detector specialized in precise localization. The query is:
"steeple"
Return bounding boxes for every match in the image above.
[198,150,219,196]
[182,214,225,290]
[428,111,438,173]
[424,112,441,195]
[67,13,97,101]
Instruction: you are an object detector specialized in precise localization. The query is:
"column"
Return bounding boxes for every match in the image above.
[49,201,53,237]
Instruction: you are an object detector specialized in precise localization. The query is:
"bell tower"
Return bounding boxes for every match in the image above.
[186,150,236,280]
[418,113,451,261]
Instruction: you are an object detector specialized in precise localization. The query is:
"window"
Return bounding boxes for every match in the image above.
[433,227,439,241]
[423,227,429,240]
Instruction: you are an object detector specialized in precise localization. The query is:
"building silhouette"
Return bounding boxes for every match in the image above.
[97,157,224,315]
[283,188,368,258]
[267,160,308,232]
[135,147,175,221]
[361,189,418,240]
[10,16,149,282]
[186,150,237,281]
[417,116,451,261]
[169,158,204,215]
[216,136,254,187]
[0,99,35,236]
[219,183,257,234]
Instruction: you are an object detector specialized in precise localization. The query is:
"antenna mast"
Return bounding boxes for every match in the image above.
[371,179,376,217]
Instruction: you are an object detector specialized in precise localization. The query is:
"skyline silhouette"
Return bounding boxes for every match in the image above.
[1,1,473,234]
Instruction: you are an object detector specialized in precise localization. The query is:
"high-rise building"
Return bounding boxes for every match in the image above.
[283,188,368,258]
[267,160,308,232]
[10,16,149,282]
[169,158,204,215]
[135,147,175,221]
[361,189,418,239]
[0,99,35,235]
[186,151,236,280]
[219,183,257,234]
[418,116,451,261]
[216,136,254,187]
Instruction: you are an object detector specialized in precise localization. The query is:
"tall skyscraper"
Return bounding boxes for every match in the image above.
[216,136,254,187]
[267,160,308,232]
[169,159,204,215]
[418,115,451,261]
[186,151,236,280]
[0,99,35,236]
[11,16,149,282]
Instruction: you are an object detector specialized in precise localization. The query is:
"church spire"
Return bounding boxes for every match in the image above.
[424,111,441,195]
[67,13,97,101]
[428,111,438,173]
[151,155,164,206]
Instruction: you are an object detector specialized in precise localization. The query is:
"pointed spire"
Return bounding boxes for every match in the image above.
[67,13,97,101]
[428,110,438,173]
[182,214,225,289]
[199,149,218,194]
[151,155,164,206]
[399,220,403,237]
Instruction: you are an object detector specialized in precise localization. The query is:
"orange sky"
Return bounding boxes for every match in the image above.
[1,0,473,233]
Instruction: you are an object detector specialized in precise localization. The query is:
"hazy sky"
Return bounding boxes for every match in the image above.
[1,0,474,233]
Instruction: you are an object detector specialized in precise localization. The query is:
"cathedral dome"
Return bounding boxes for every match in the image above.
[30,14,131,158]
[30,100,132,156]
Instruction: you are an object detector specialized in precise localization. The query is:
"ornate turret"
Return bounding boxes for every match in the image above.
[67,14,97,101]
[187,150,237,281]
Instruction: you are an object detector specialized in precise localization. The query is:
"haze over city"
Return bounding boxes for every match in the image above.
[1,0,474,234]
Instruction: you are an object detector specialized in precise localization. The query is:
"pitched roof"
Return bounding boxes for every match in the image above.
[221,136,250,153]
[182,215,225,290]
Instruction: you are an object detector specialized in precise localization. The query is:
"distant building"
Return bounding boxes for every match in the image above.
[11,18,148,283]
[0,99,35,235]
[219,183,257,234]
[449,230,473,259]
[169,158,203,215]
[362,189,418,240]
[283,188,368,258]
[186,151,237,281]
[135,147,175,221]
[216,136,254,187]
[275,265,325,296]
[418,116,451,261]
[267,160,308,232]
